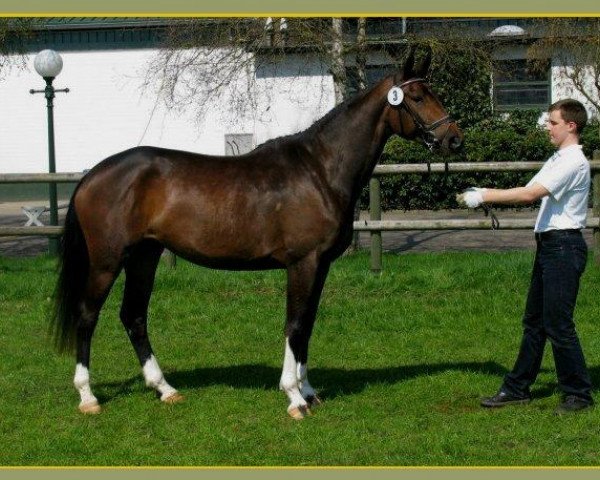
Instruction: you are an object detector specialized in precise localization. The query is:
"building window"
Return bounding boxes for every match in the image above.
[225,134,254,156]
[493,59,550,111]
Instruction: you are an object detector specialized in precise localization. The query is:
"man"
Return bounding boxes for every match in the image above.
[457,99,592,414]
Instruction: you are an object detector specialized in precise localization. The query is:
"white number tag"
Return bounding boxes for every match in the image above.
[387,87,404,106]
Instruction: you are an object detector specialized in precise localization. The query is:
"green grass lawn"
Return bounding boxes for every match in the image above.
[1,251,599,466]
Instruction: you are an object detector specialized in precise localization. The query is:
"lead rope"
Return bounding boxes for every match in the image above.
[481,204,500,230]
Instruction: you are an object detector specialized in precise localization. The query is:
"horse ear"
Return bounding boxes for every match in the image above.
[383,42,404,62]
[416,47,432,77]
[403,46,416,78]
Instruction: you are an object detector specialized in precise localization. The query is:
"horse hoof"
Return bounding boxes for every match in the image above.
[307,395,323,408]
[288,404,311,420]
[163,392,184,404]
[79,402,101,414]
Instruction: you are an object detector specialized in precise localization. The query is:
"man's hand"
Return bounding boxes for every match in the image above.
[456,187,487,208]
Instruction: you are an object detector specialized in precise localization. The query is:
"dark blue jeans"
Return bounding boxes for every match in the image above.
[502,230,593,403]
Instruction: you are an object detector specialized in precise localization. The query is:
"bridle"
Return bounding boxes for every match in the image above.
[394,78,455,153]
[391,78,455,175]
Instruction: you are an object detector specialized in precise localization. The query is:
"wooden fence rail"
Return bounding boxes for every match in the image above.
[0,173,84,183]
[364,156,600,271]
[1,158,600,271]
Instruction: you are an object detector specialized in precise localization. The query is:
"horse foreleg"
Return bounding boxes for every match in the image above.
[297,363,322,408]
[280,337,310,419]
[281,344,322,419]
[121,241,183,404]
[280,255,329,419]
[297,260,329,409]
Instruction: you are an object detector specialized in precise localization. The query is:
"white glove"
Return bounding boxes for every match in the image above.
[456,187,487,208]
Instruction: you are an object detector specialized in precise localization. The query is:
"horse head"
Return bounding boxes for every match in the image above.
[383,47,463,153]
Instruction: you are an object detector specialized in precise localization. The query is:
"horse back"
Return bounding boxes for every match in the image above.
[73,145,346,268]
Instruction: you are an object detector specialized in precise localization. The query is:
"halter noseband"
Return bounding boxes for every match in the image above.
[394,78,454,151]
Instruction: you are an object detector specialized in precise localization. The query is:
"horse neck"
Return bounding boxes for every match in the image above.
[311,82,393,208]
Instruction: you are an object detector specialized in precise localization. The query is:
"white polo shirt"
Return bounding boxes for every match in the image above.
[527,144,590,233]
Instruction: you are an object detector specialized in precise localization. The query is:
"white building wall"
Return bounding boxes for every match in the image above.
[0,48,335,174]
[551,61,600,119]
[252,54,336,144]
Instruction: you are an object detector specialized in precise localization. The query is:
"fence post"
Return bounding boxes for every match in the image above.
[594,150,600,266]
[369,176,382,273]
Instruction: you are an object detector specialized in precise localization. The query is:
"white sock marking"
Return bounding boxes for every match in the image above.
[73,363,98,407]
[297,363,317,400]
[142,355,178,401]
[279,338,306,410]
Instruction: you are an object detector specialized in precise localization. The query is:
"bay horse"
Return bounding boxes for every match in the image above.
[51,50,462,419]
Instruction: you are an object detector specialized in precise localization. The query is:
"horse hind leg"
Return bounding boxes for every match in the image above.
[74,267,121,414]
[120,240,183,404]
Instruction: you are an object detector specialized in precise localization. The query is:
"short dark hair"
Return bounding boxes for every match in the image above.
[548,99,588,134]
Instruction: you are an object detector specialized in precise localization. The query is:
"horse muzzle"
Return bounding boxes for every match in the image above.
[446,130,463,152]
[420,116,463,154]
[437,123,463,153]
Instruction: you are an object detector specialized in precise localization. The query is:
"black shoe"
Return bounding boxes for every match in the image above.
[554,396,593,415]
[480,391,531,408]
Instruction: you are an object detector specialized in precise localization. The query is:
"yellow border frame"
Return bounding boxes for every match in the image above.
[1,1,600,478]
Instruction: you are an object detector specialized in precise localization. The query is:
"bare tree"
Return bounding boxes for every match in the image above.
[355,17,368,91]
[142,18,499,141]
[142,19,268,121]
[143,17,384,128]
[527,18,600,122]
[0,18,34,79]
[330,18,347,104]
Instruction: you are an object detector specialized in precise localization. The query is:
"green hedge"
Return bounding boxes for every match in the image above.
[362,112,600,211]
[357,46,600,211]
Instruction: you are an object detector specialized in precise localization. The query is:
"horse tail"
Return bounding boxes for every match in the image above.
[50,196,89,353]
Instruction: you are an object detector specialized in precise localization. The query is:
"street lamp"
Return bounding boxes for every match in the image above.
[30,49,70,255]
